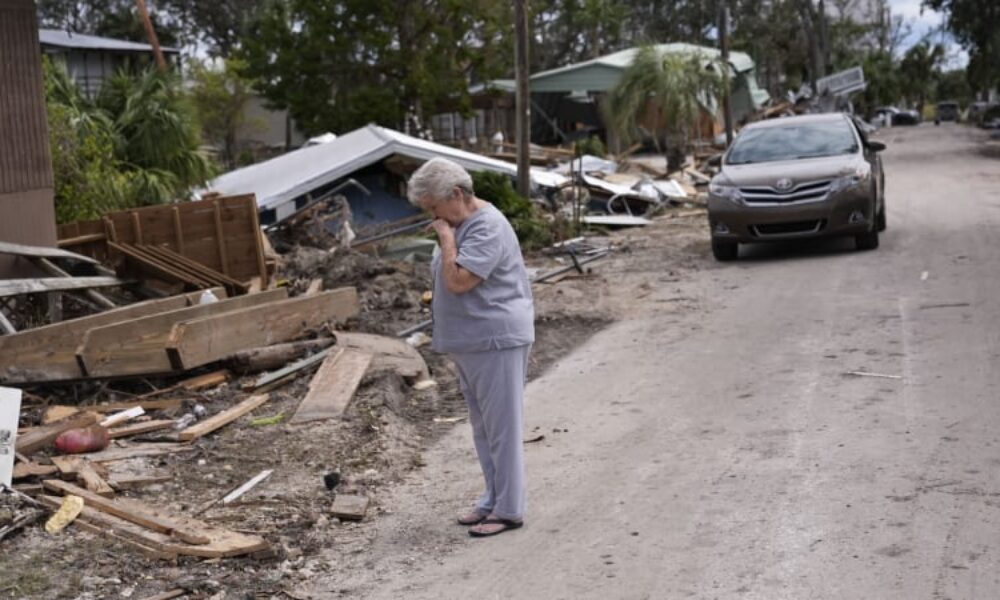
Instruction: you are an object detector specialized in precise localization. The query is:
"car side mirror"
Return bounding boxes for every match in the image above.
[868,141,886,152]
[707,154,722,167]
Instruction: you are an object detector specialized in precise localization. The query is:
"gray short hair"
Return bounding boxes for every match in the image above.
[407,157,474,206]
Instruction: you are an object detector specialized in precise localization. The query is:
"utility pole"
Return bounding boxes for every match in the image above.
[135,0,167,72]
[719,1,734,146]
[514,0,531,198]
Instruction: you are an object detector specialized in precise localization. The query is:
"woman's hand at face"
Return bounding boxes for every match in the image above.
[429,219,455,242]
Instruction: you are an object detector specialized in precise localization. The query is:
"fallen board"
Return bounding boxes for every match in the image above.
[78,443,195,463]
[0,240,98,264]
[78,288,287,378]
[12,462,58,480]
[50,456,114,497]
[43,480,210,545]
[291,350,372,424]
[333,331,430,380]
[167,288,361,370]
[178,394,270,442]
[37,495,178,560]
[109,419,175,439]
[0,277,124,298]
[0,289,223,383]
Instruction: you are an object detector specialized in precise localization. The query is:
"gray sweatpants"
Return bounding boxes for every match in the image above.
[450,344,531,521]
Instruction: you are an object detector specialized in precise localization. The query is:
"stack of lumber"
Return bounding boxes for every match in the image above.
[0,286,360,383]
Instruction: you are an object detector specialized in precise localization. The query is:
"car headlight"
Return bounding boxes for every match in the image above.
[709,181,743,204]
[830,166,871,194]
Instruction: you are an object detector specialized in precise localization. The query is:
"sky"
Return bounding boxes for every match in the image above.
[888,0,969,68]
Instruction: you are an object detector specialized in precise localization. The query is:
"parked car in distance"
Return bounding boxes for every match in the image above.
[935,101,960,124]
[872,106,919,126]
[893,109,921,125]
[707,113,886,261]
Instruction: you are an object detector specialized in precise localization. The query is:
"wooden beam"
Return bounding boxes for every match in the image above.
[50,456,114,497]
[0,308,14,334]
[78,288,288,378]
[141,245,248,295]
[109,419,175,439]
[177,394,270,442]
[78,443,194,463]
[0,289,223,384]
[167,288,359,370]
[245,347,335,392]
[56,233,107,248]
[171,206,184,254]
[33,257,116,309]
[112,242,213,289]
[291,350,372,423]
[0,277,124,298]
[43,479,210,544]
[38,495,179,560]
[0,240,98,264]
[15,411,99,456]
[213,202,230,276]
[86,398,183,413]
[333,331,430,380]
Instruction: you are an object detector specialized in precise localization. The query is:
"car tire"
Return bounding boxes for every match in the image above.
[712,240,738,261]
[855,226,879,250]
[876,203,887,232]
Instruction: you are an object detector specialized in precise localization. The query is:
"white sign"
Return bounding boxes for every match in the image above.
[817,66,866,96]
[0,386,21,487]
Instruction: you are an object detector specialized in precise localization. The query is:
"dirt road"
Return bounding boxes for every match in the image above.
[309,124,1000,599]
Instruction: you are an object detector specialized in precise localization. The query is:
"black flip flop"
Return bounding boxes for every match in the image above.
[468,518,523,537]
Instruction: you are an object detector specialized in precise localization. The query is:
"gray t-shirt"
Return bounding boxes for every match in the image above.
[431,203,534,353]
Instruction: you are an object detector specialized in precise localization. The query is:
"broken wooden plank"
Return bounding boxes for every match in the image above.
[78,443,195,463]
[291,350,372,424]
[179,369,229,390]
[0,308,15,334]
[111,242,214,290]
[78,288,288,378]
[0,288,223,384]
[0,240,98,264]
[223,469,273,504]
[12,462,59,480]
[37,495,178,560]
[304,278,323,296]
[330,494,369,521]
[15,411,99,456]
[42,405,80,424]
[108,474,173,490]
[43,479,210,544]
[87,398,183,414]
[167,288,360,370]
[178,394,270,442]
[100,406,145,428]
[109,419,175,439]
[227,339,335,373]
[50,456,114,497]
[0,277,124,298]
[333,331,430,380]
[246,347,336,392]
[32,256,116,309]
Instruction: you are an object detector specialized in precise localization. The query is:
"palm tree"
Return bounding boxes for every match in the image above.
[900,42,945,116]
[606,46,722,171]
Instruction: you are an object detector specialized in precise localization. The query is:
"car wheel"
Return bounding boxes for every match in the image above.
[876,203,887,232]
[712,240,738,261]
[855,226,879,250]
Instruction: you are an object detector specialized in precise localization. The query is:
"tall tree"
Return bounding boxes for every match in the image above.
[36,0,183,47]
[923,0,1000,92]
[238,0,512,136]
[188,58,259,168]
[899,42,945,112]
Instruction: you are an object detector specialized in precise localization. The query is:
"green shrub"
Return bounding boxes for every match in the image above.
[575,135,607,157]
[470,170,551,250]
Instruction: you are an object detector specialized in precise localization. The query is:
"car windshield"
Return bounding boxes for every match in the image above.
[726,120,859,165]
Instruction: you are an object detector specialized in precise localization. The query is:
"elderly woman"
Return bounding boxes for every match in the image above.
[408,157,534,537]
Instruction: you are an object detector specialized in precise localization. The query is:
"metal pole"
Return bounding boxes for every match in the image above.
[135,0,167,72]
[514,0,531,198]
[719,2,734,146]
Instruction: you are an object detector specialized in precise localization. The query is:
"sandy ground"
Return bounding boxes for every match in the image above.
[296,123,1000,599]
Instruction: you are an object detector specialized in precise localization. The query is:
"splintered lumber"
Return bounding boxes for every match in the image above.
[180,369,230,390]
[12,462,58,479]
[79,443,195,463]
[16,411,99,456]
[167,288,360,370]
[333,331,430,380]
[109,419,175,439]
[0,277,124,298]
[178,394,270,442]
[43,479,210,545]
[330,494,369,521]
[38,495,178,560]
[100,406,145,428]
[246,347,335,392]
[42,405,80,424]
[227,339,335,373]
[87,398,183,413]
[0,240,99,264]
[0,288,223,384]
[291,350,373,424]
[78,288,288,378]
[50,456,113,497]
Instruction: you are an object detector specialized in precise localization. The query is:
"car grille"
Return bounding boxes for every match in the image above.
[739,179,833,204]
[752,220,825,237]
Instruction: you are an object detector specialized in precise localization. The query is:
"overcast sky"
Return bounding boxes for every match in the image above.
[888,0,968,68]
